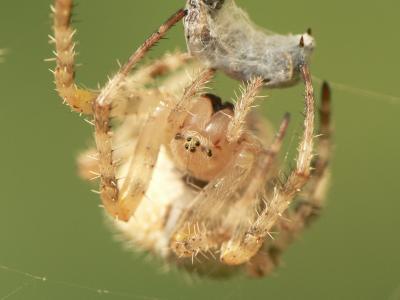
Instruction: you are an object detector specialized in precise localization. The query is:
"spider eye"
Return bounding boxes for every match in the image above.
[186,137,192,142]
[185,144,190,150]
[207,149,213,157]
[195,141,201,147]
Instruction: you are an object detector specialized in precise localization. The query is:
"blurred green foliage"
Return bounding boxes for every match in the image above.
[0,1,399,299]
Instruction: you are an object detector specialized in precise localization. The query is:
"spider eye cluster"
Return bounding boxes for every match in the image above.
[184,137,205,154]
[174,133,213,156]
[184,136,197,153]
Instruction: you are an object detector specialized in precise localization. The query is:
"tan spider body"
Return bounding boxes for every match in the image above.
[52,0,332,277]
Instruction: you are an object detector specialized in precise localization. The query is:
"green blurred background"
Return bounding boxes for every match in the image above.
[0,0,399,299]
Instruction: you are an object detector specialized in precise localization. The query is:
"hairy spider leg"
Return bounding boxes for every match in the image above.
[225,78,265,143]
[252,81,333,276]
[92,8,186,221]
[52,0,96,114]
[220,64,315,265]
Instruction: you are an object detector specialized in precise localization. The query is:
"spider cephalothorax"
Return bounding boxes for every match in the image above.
[52,0,332,278]
[170,93,238,181]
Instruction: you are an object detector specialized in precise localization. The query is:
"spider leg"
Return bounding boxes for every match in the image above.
[110,50,196,117]
[226,77,265,143]
[218,115,290,264]
[165,68,215,140]
[52,0,96,114]
[105,102,171,220]
[92,9,186,221]
[248,81,333,276]
[220,64,316,265]
[78,111,148,182]
[127,51,192,87]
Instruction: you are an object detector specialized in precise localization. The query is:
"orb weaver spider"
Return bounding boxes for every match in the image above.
[51,0,332,277]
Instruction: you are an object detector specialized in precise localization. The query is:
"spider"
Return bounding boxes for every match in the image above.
[51,0,332,277]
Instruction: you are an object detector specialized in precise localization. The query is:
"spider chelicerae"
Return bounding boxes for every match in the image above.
[51,0,332,277]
